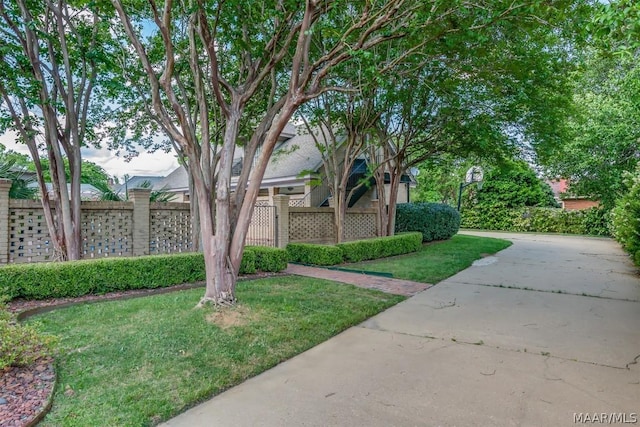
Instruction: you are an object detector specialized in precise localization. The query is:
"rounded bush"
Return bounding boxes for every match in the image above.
[395,203,461,242]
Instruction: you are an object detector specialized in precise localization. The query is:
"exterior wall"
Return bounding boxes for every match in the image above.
[0,187,379,264]
[562,199,600,211]
[383,183,410,205]
[1,183,195,264]
[350,187,375,209]
[288,206,378,244]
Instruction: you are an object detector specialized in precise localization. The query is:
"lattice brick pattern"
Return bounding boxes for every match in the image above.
[345,213,377,240]
[246,205,276,247]
[81,209,132,258]
[289,210,335,242]
[8,208,54,263]
[150,208,193,254]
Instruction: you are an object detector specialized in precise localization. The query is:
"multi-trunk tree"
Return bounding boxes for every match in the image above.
[0,0,112,260]
[111,0,422,306]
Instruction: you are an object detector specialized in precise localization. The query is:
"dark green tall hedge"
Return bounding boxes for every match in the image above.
[461,205,611,236]
[395,203,461,242]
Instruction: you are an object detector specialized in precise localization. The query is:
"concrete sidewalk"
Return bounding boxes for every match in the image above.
[162,232,640,427]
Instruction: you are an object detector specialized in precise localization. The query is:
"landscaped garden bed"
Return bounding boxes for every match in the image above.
[1,234,512,426]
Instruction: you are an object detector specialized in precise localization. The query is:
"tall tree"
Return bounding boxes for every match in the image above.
[539,2,640,208]
[111,0,422,306]
[0,0,111,260]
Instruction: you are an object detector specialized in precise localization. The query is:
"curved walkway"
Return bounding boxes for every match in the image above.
[163,232,640,427]
[284,264,431,296]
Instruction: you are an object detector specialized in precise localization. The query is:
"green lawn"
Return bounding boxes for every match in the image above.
[347,234,512,283]
[33,277,404,426]
[30,233,510,426]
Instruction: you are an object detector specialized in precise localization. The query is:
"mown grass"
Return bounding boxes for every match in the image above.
[32,276,404,427]
[348,234,512,283]
[30,234,509,426]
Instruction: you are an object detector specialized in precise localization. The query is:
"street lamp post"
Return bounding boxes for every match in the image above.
[457,166,484,212]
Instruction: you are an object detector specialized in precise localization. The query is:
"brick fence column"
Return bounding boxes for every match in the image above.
[0,179,11,264]
[272,194,289,248]
[129,188,151,256]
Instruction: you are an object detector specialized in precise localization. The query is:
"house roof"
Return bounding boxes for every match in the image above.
[28,182,102,200]
[160,125,327,191]
[114,175,164,194]
[263,128,325,180]
[156,167,188,191]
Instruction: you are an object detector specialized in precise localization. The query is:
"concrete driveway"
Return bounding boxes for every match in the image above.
[163,232,640,427]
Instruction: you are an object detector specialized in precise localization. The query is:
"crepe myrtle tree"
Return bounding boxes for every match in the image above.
[111,0,578,307]
[0,0,113,261]
[111,0,427,307]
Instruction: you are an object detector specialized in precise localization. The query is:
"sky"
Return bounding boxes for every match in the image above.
[0,130,179,180]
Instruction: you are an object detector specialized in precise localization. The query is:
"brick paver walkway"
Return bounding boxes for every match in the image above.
[284,264,431,296]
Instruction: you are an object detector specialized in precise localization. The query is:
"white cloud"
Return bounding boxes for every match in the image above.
[1,131,179,178]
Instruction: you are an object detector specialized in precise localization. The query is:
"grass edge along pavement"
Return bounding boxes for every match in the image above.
[30,276,404,427]
[26,234,510,426]
[348,234,512,283]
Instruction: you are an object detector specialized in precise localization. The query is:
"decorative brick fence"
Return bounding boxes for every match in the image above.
[0,181,378,264]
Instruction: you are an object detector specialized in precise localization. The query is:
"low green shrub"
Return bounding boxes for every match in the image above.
[0,247,288,301]
[461,205,611,237]
[0,300,56,369]
[395,203,461,242]
[611,164,640,266]
[286,243,344,266]
[247,246,288,272]
[337,232,422,263]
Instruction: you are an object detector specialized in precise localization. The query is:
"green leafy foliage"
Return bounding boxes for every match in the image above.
[247,246,289,272]
[395,203,461,242]
[474,161,559,209]
[0,247,288,301]
[539,54,640,209]
[287,233,423,265]
[0,158,37,199]
[461,206,611,236]
[286,243,345,266]
[0,300,56,369]
[611,164,640,266]
[336,232,422,263]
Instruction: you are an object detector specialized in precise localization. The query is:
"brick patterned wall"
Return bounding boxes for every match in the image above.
[1,188,379,264]
[149,203,193,254]
[8,200,56,263]
[81,202,133,258]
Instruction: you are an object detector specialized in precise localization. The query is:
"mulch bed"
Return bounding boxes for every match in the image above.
[0,358,55,427]
[2,272,285,426]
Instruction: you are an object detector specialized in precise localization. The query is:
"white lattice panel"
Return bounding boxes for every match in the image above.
[150,209,193,254]
[81,209,132,258]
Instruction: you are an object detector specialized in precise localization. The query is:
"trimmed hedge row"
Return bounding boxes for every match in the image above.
[285,243,344,266]
[461,205,611,236]
[0,246,287,301]
[337,233,422,263]
[395,203,461,242]
[287,232,423,266]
